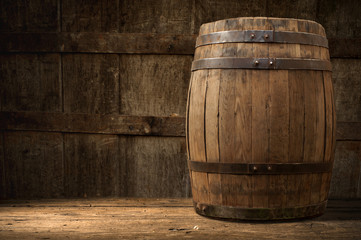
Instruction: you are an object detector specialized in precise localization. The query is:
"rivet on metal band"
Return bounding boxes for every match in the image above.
[188,161,333,175]
[196,30,329,48]
[191,57,332,71]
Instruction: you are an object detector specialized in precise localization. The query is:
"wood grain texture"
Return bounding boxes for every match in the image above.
[0,112,185,136]
[324,71,334,163]
[266,0,318,20]
[194,0,360,39]
[0,32,197,54]
[250,21,270,208]
[336,122,361,141]
[332,58,361,122]
[64,134,119,198]
[329,38,361,58]
[329,141,361,199]
[118,136,190,198]
[119,55,192,116]
[2,131,63,199]
[316,0,361,38]
[1,1,359,202]
[193,0,267,34]
[0,33,359,58]
[62,0,118,32]
[63,54,119,114]
[0,0,59,32]
[0,54,61,112]
[205,70,222,205]
[188,17,337,218]
[0,132,4,199]
[120,0,193,34]
[0,111,359,140]
[188,69,208,203]
[218,69,237,206]
[0,199,361,240]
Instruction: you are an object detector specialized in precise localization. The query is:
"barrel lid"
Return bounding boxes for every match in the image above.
[199,17,326,37]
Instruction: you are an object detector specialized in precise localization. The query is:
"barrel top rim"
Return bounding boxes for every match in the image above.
[200,17,326,34]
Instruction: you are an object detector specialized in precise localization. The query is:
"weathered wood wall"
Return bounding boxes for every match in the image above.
[0,0,360,199]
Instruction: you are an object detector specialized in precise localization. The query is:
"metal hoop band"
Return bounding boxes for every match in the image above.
[194,201,327,220]
[196,30,328,48]
[188,161,333,175]
[191,57,332,71]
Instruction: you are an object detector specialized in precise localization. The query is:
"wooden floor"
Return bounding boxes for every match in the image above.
[0,199,360,239]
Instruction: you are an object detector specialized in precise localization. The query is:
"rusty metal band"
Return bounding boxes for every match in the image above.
[194,201,327,220]
[191,57,332,71]
[188,161,333,175]
[196,30,328,48]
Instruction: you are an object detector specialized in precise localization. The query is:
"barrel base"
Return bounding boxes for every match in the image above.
[194,201,327,221]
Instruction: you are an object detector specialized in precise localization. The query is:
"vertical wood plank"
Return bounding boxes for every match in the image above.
[288,71,305,163]
[119,55,192,117]
[188,69,208,203]
[293,71,314,206]
[218,69,236,164]
[193,0,267,34]
[119,136,189,198]
[64,134,119,197]
[311,72,326,204]
[287,71,305,206]
[0,132,5,199]
[233,70,253,207]
[3,131,64,199]
[269,71,289,163]
[329,141,361,199]
[324,71,334,163]
[62,0,119,32]
[201,22,221,206]
[0,54,61,112]
[248,18,271,208]
[229,19,254,208]
[303,71,317,206]
[217,20,244,207]
[219,69,236,205]
[120,0,193,34]
[63,54,119,114]
[320,71,334,202]
[205,69,222,205]
[268,70,289,208]
[251,71,270,207]
[0,0,59,32]
[332,59,361,122]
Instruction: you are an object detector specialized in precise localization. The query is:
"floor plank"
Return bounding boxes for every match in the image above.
[0,199,360,239]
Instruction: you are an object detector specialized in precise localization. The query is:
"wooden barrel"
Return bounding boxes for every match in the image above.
[186,17,335,220]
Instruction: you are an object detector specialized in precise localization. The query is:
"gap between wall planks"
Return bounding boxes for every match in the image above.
[0,33,360,57]
[0,112,360,140]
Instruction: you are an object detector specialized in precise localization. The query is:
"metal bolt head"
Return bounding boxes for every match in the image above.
[267,166,272,171]
[253,166,258,171]
[264,34,269,39]
[269,61,273,65]
[250,33,255,39]
[254,60,259,66]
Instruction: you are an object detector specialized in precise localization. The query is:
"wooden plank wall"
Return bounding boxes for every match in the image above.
[0,0,360,199]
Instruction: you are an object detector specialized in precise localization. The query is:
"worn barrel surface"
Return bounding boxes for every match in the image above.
[186,17,335,220]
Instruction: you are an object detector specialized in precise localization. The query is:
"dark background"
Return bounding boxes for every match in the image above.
[0,0,360,199]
